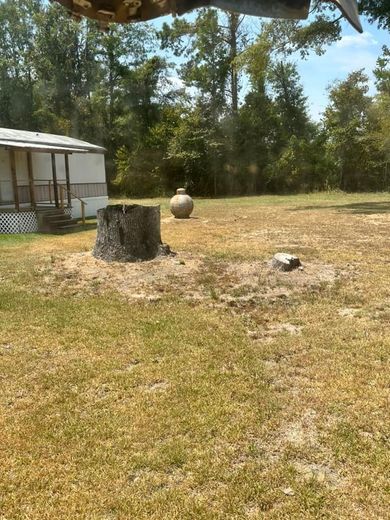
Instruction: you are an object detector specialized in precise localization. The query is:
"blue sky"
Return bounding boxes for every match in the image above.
[151,10,388,122]
[298,17,389,120]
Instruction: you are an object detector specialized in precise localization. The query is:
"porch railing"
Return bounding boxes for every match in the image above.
[33,178,63,205]
[1,178,105,213]
[59,184,87,225]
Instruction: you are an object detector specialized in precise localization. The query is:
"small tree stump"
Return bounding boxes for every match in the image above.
[271,253,301,272]
[93,204,172,262]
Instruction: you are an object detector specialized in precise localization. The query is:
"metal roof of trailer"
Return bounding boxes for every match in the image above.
[0,128,105,154]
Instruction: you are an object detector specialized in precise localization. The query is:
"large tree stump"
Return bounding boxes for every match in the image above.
[93,204,171,262]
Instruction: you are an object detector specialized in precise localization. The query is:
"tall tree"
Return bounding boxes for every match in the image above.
[159,9,248,118]
[113,55,172,194]
[159,9,249,194]
[374,45,390,95]
[268,61,311,140]
[93,22,156,179]
[0,0,40,129]
[369,47,390,188]
[234,34,278,193]
[323,70,374,191]
[33,4,100,135]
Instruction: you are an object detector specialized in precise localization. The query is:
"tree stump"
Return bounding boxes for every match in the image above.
[271,253,301,272]
[93,204,172,262]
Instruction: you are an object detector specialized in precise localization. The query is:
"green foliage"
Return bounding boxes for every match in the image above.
[324,70,389,191]
[359,0,390,30]
[114,146,163,197]
[370,47,390,186]
[260,16,342,58]
[0,1,388,196]
[166,104,226,195]
[268,61,311,140]
[0,0,39,129]
[267,133,337,192]
[374,45,390,95]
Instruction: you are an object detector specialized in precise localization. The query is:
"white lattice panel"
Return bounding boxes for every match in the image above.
[0,211,38,234]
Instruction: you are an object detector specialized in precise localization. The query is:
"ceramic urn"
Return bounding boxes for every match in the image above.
[170,188,194,219]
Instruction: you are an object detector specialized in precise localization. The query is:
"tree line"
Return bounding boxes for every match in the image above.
[0,0,389,195]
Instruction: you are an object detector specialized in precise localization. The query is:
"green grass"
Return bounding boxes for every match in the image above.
[0,232,40,245]
[0,192,389,519]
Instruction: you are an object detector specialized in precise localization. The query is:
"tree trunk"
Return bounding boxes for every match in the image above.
[93,204,172,262]
[228,12,239,117]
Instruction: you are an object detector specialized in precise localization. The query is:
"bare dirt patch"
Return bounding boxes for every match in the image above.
[39,251,338,308]
[338,307,362,318]
[281,409,319,448]
[293,460,343,487]
[145,379,169,392]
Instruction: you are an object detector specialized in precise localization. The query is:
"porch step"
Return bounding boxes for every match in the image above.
[44,215,75,223]
[39,210,67,216]
[37,207,82,234]
[52,224,81,235]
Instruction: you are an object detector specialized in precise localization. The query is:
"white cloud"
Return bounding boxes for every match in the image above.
[166,76,186,90]
[331,49,378,73]
[336,32,378,48]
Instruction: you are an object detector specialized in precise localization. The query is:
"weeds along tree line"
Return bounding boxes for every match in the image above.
[0,0,389,196]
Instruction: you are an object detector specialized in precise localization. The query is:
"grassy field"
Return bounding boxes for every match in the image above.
[0,192,389,519]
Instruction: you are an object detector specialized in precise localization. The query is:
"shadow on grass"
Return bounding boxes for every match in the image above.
[76,221,97,232]
[292,201,390,215]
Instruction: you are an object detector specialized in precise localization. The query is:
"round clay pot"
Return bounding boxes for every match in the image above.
[170,188,194,219]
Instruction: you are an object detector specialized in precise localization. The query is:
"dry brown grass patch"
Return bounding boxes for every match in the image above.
[37,251,338,311]
[1,193,389,519]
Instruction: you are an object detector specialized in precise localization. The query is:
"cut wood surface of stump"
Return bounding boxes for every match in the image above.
[271,253,302,272]
[93,204,172,262]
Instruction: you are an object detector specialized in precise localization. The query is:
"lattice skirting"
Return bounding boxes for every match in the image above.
[0,211,38,233]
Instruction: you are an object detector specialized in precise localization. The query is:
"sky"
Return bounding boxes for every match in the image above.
[297,17,389,120]
[150,9,388,122]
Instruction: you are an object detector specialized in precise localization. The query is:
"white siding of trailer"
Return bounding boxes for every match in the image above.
[0,149,106,183]
[1,149,107,207]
